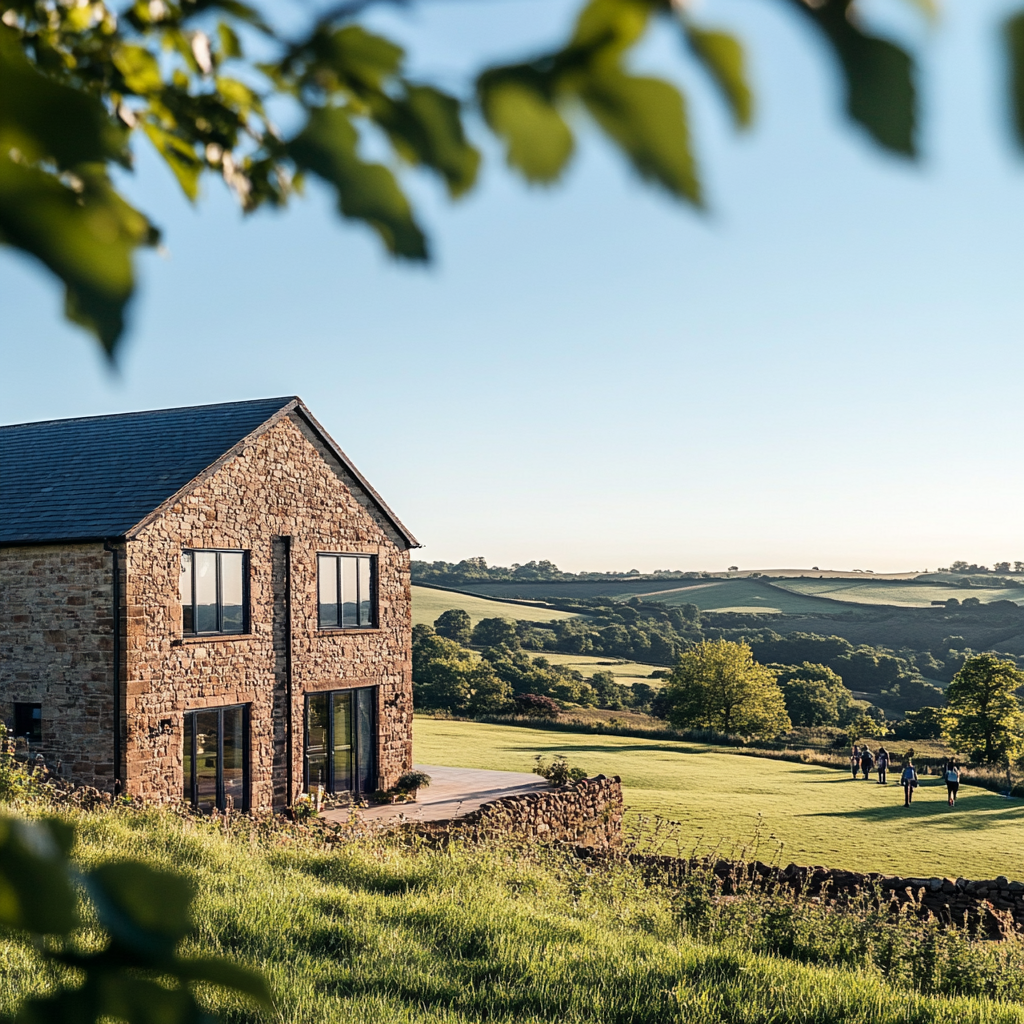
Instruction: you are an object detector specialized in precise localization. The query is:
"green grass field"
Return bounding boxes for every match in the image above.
[412,585,580,628]
[527,650,665,684]
[775,578,1024,608]
[414,718,1024,880]
[630,578,844,614]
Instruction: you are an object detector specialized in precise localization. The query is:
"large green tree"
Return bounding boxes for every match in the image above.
[664,639,790,737]
[10,0,1024,357]
[776,662,855,728]
[943,653,1024,764]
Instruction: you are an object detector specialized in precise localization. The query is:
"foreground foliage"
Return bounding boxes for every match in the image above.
[6,791,1024,1024]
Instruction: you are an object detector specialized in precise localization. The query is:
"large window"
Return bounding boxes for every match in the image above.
[180,550,247,635]
[183,705,248,811]
[304,688,376,796]
[317,554,375,629]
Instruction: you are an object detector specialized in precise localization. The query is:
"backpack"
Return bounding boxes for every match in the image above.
[946,769,958,782]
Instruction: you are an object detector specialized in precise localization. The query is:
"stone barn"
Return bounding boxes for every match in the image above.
[0,397,416,811]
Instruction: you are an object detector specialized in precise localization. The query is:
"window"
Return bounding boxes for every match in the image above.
[183,705,248,811]
[304,688,376,795]
[317,554,375,629]
[180,550,247,635]
[13,703,41,742]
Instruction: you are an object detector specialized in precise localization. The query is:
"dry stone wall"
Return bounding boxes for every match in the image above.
[432,775,624,848]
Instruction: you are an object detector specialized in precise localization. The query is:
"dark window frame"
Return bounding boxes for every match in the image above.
[182,704,250,812]
[316,553,377,630]
[303,687,377,795]
[180,548,250,636]
[13,702,42,742]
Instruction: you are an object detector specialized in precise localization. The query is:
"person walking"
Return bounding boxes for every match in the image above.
[850,745,861,779]
[945,759,960,807]
[901,759,918,807]
[860,746,874,779]
[876,747,889,785]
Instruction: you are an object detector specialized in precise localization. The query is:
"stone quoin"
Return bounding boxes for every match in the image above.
[0,397,416,811]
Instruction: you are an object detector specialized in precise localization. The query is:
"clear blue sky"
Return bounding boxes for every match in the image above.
[3,0,1024,573]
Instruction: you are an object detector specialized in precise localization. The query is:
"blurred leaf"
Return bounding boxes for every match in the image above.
[215,76,261,114]
[1006,11,1024,149]
[142,123,203,200]
[86,861,195,956]
[684,25,753,129]
[217,22,242,59]
[789,0,916,156]
[479,78,574,183]
[571,0,653,57]
[374,85,480,197]
[289,106,427,258]
[306,25,404,94]
[0,28,126,168]
[0,818,77,935]
[176,957,274,1007]
[113,43,163,94]
[582,69,701,204]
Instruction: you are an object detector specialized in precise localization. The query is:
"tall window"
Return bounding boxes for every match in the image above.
[317,554,375,629]
[304,688,376,795]
[183,705,248,811]
[180,550,247,635]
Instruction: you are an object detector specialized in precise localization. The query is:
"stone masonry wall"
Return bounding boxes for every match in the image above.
[432,776,624,849]
[124,412,413,811]
[0,543,119,789]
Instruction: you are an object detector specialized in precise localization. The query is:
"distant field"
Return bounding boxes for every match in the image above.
[776,578,1024,608]
[412,585,579,628]
[528,650,665,684]
[415,718,1024,880]
[633,579,844,615]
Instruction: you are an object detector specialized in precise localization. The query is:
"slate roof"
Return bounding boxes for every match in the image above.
[0,397,416,546]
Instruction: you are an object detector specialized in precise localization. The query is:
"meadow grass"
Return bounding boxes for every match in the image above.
[775,579,1024,608]
[6,799,1024,1024]
[413,718,1024,880]
[525,650,665,683]
[631,579,849,615]
[412,586,579,629]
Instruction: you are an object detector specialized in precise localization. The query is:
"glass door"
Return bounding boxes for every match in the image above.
[183,705,249,811]
[304,688,376,796]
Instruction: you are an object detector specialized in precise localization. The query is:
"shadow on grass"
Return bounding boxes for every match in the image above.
[805,788,1024,823]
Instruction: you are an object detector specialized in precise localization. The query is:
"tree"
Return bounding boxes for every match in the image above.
[944,653,1024,763]
[472,617,520,650]
[11,0,1024,358]
[434,608,472,645]
[776,662,854,728]
[412,627,474,711]
[663,639,790,737]
[464,661,514,716]
[514,693,561,719]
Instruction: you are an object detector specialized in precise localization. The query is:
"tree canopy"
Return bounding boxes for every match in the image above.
[943,653,1024,764]
[775,662,856,728]
[663,638,791,737]
[9,0,1024,357]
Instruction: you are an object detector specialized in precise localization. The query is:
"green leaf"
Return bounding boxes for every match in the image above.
[373,85,480,197]
[571,0,653,57]
[217,22,242,60]
[684,25,753,129]
[289,106,427,259]
[86,861,195,956]
[0,27,126,169]
[307,25,404,94]
[113,43,163,94]
[479,78,574,183]
[0,818,77,935]
[175,957,274,1007]
[790,0,916,156]
[142,122,203,200]
[0,159,156,355]
[582,69,701,204]
[1005,11,1024,150]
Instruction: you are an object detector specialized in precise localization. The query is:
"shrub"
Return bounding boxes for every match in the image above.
[533,754,588,786]
[395,770,432,793]
[514,693,561,718]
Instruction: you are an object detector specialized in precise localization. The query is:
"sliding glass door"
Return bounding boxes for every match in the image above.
[304,688,376,796]
[183,705,248,811]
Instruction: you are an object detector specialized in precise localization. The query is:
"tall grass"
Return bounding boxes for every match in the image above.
[5,794,1024,1024]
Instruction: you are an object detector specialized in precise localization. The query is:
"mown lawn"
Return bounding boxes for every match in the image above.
[414,718,1024,881]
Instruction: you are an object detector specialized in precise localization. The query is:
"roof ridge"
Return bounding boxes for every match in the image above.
[0,396,298,432]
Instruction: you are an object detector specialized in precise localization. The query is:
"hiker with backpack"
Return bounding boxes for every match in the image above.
[850,745,861,779]
[900,759,919,807]
[945,759,960,807]
[860,746,875,779]
[876,747,889,785]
